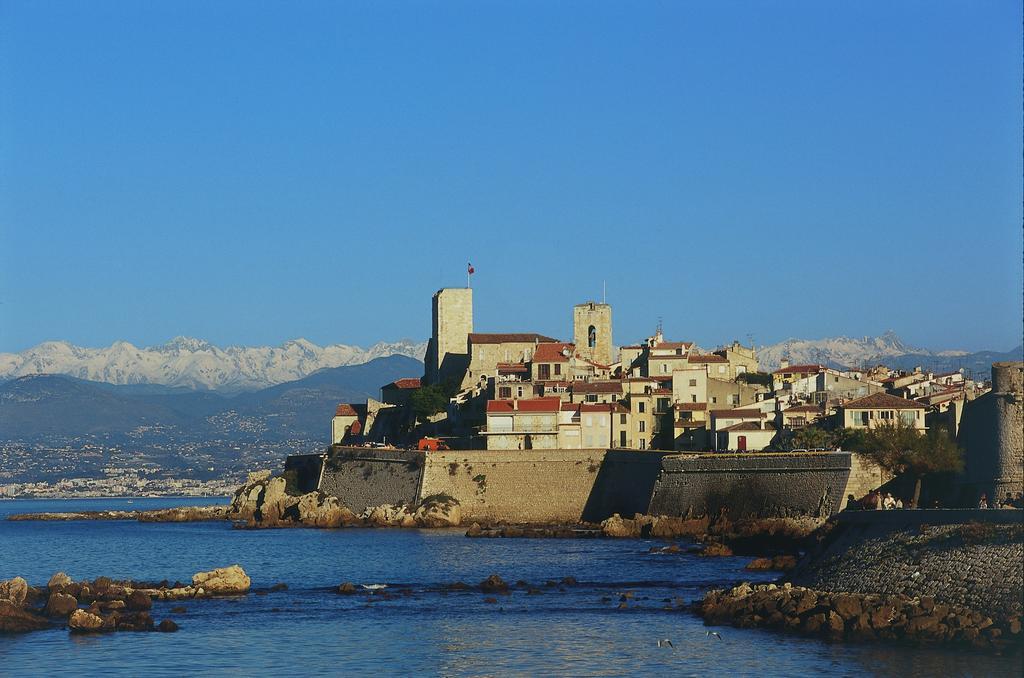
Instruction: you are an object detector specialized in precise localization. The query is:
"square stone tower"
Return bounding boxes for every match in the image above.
[425,288,473,386]
[573,302,613,367]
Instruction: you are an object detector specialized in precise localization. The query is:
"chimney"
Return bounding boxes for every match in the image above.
[780,358,790,369]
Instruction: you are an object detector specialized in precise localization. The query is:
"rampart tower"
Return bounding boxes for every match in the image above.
[425,288,473,386]
[960,361,1024,500]
[573,302,613,367]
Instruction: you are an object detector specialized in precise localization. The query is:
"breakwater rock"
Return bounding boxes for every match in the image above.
[792,511,1023,619]
[7,505,228,522]
[698,582,1022,651]
[0,565,250,635]
[228,471,461,529]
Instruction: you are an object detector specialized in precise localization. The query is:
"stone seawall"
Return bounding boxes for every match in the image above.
[317,449,423,513]
[418,449,609,523]
[648,452,851,519]
[313,448,854,525]
[792,509,1024,618]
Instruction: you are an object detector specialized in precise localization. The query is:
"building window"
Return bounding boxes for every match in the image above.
[711,396,718,404]
[638,421,646,433]
[620,413,627,425]
[585,416,593,427]
[499,387,511,399]
[661,364,668,374]
[859,411,869,426]
[638,402,645,413]
[680,411,692,421]
[554,364,561,376]
[588,325,597,348]
[689,379,697,387]
[731,394,740,405]
[586,394,598,403]
[517,386,524,398]
[538,364,551,380]
[639,438,647,449]
[691,395,697,403]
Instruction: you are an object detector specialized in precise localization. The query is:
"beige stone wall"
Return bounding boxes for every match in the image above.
[430,288,473,385]
[573,302,613,367]
[331,415,358,445]
[840,452,893,501]
[466,340,538,388]
[419,449,607,522]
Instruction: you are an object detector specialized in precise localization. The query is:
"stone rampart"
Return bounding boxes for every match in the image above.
[418,449,609,523]
[792,509,1024,618]
[308,448,854,524]
[317,448,423,513]
[648,452,851,519]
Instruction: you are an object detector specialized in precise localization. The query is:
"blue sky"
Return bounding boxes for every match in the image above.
[1,0,1021,354]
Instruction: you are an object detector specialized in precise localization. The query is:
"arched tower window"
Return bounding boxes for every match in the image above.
[588,325,597,348]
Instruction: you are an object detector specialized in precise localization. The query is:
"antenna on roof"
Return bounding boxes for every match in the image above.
[602,280,606,304]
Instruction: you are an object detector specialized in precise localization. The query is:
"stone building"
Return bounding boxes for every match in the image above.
[573,302,613,368]
[959,361,1024,502]
[424,288,473,387]
[837,392,927,431]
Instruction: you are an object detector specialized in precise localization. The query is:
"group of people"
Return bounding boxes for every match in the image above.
[977,492,1024,509]
[846,490,904,510]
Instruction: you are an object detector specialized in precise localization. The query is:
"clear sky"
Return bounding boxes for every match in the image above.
[1,0,1021,354]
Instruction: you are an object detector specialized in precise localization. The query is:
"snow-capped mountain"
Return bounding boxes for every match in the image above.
[757,331,967,371]
[0,337,428,392]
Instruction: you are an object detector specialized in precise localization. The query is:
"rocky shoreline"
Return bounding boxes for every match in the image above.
[0,565,252,635]
[697,582,1023,651]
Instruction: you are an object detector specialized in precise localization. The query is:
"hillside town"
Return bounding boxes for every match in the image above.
[330,288,990,455]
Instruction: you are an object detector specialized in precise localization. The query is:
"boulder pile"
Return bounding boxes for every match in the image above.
[228,471,461,529]
[0,565,251,635]
[698,581,1023,651]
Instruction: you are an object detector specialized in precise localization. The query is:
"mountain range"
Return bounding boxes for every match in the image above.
[0,336,429,392]
[756,331,1022,378]
[0,354,423,442]
[1,333,1018,393]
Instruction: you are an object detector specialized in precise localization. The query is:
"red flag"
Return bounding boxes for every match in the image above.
[467,262,475,275]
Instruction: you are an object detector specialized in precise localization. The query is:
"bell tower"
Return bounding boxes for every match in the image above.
[573,302,613,367]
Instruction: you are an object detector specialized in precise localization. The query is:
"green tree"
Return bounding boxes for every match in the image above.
[410,383,448,423]
[788,425,837,450]
[848,421,963,508]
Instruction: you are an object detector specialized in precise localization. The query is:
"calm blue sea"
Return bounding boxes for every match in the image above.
[0,497,1020,677]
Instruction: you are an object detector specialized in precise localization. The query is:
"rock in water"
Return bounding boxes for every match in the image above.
[0,600,51,633]
[0,577,29,607]
[480,575,509,593]
[47,572,73,592]
[414,496,462,527]
[191,565,250,595]
[44,592,78,618]
[68,609,105,633]
[157,619,179,632]
[125,590,152,611]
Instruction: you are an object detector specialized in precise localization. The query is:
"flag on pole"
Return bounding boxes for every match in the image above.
[467,262,475,275]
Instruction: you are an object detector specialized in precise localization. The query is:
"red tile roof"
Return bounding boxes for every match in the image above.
[688,353,728,363]
[486,397,562,413]
[385,377,421,389]
[497,362,529,374]
[470,333,558,344]
[573,382,624,394]
[784,405,822,413]
[772,364,824,375]
[560,402,579,412]
[842,392,926,410]
[721,421,774,432]
[579,403,615,413]
[533,342,575,363]
[334,404,358,417]
[713,409,763,419]
[675,402,708,411]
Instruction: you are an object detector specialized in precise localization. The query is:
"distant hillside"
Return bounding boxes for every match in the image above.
[0,355,424,442]
[758,332,1022,378]
[0,336,428,392]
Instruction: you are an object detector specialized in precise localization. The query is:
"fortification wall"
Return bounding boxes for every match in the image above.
[961,361,1024,501]
[318,448,423,513]
[418,449,608,523]
[841,453,892,502]
[309,447,855,524]
[648,452,851,519]
[791,509,1024,618]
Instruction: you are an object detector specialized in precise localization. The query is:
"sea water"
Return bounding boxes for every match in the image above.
[0,498,1020,677]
